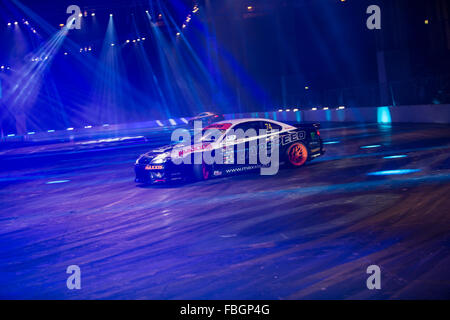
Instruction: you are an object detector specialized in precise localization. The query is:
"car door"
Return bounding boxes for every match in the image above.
[229,121,260,168]
[258,121,282,158]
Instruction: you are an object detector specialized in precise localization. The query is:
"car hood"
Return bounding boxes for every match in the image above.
[140,140,213,158]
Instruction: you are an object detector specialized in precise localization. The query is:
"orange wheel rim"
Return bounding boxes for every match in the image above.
[288,143,307,166]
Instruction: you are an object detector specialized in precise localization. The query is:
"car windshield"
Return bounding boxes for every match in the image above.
[173,128,227,145]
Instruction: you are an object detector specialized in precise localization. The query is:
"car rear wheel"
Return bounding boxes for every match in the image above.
[286,142,309,167]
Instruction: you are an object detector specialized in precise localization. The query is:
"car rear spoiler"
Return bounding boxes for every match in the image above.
[293,122,321,130]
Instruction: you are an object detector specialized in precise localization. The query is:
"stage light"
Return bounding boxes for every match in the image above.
[286,109,291,112]
[424,19,429,24]
[146,10,149,13]
[305,86,309,90]
[91,13,95,17]
[111,43,115,46]
[338,106,346,109]
[132,40,136,43]
[176,32,181,36]
[182,24,186,28]
[84,11,88,17]
[84,125,92,129]
[312,107,317,111]
[323,107,329,110]
[78,13,82,17]
[377,106,391,124]
[137,39,140,42]
[64,52,68,55]
[110,14,113,17]
[66,127,74,131]
[0,66,4,70]
[7,134,15,137]
[141,37,145,40]
[27,132,35,135]
[383,155,408,159]
[360,145,381,149]
[368,169,420,176]
[14,21,18,25]
[278,109,283,112]
[247,6,254,11]
[59,24,64,27]
[158,14,162,19]
[47,130,55,133]
[103,124,110,127]
[24,21,29,25]
[193,6,199,13]
[46,180,70,184]
[7,22,11,26]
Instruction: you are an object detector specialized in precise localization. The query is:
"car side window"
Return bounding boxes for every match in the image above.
[233,122,257,131]
[232,122,260,139]
[233,121,281,136]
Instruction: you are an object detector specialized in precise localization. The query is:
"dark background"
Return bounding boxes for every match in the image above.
[0,0,449,133]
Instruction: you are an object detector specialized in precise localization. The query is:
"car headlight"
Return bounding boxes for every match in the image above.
[152,158,166,164]
[152,153,169,164]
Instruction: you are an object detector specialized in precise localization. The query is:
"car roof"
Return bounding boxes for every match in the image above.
[214,118,292,127]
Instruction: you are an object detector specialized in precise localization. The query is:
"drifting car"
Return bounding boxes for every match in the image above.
[187,112,224,127]
[135,118,324,184]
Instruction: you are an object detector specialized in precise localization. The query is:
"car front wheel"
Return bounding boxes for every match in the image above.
[193,161,212,181]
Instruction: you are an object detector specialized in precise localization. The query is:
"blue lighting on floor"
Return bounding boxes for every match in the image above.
[367,169,421,176]
[361,144,382,149]
[46,180,70,184]
[383,155,408,159]
[323,141,340,145]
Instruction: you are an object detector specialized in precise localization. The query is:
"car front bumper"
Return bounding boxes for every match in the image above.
[135,164,168,184]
